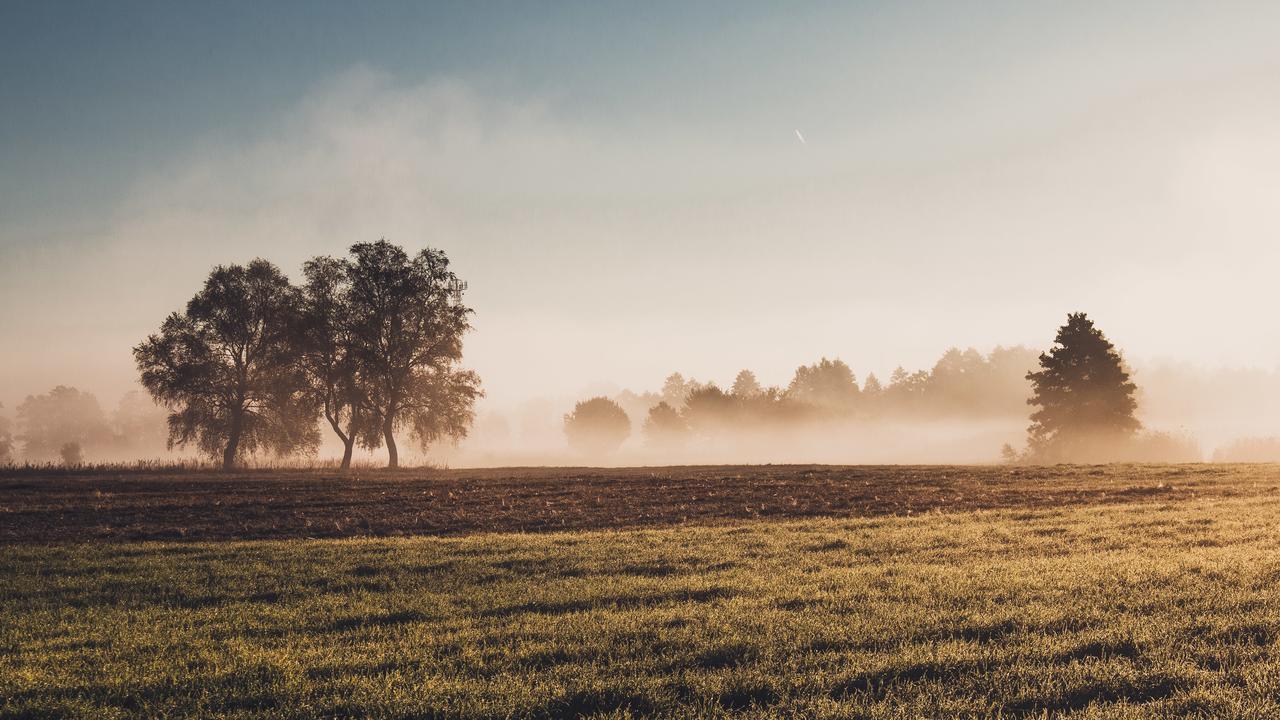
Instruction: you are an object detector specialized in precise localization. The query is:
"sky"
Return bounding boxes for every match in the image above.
[4,0,1280,419]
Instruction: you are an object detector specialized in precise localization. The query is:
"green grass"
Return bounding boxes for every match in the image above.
[7,494,1280,717]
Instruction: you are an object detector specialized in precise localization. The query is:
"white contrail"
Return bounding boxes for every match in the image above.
[795,129,806,144]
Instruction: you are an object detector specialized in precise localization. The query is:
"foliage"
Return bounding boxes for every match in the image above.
[15,386,111,461]
[642,401,688,448]
[58,441,82,466]
[564,397,630,454]
[343,240,481,468]
[133,259,319,469]
[298,255,378,469]
[1025,313,1140,462]
[730,369,763,398]
[786,358,858,411]
[0,405,10,463]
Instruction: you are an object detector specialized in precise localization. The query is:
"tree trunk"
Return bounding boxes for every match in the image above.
[384,419,398,469]
[222,411,242,472]
[340,437,355,471]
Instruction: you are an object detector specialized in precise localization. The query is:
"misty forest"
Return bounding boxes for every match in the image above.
[0,244,1270,468]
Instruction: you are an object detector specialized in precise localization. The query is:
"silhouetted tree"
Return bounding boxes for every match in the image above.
[111,390,170,457]
[15,386,111,461]
[59,442,82,466]
[682,384,738,434]
[0,404,13,463]
[344,240,481,468]
[134,259,319,470]
[299,255,377,469]
[1025,313,1140,462]
[787,358,859,411]
[643,401,688,449]
[863,373,883,395]
[660,372,691,408]
[730,369,763,398]
[564,397,630,455]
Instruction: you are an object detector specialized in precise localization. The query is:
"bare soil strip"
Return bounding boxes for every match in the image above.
[0,464,1273,544]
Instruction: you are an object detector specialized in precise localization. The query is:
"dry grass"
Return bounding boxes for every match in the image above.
[6,466,1280,717]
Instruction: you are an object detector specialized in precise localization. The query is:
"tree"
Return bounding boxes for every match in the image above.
[660,373,691,408]
[1024,313,1140,462]
[643,401,688,449]
[134,259,319,470]
[344,240,481,468]
[0,404,13,463]
[298,255,377,470]
[15,386,111,461]
[730,369,763,398]
[564,397,630,455]
[682,384,738,434]
[786,358,859,411]
[112,390,170,458]
[59,442,83,466]
[863,373,883,395]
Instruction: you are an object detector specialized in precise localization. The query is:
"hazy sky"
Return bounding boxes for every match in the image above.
[4,1,1280,414]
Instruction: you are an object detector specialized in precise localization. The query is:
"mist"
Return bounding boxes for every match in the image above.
[6,4,1280,466]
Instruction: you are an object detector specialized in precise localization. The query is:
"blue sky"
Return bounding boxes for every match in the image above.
[4,1,1280,419]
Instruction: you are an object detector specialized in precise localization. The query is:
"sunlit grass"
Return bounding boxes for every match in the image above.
[6,492,1280,717]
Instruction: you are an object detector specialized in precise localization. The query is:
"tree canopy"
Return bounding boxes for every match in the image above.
[134,259,318,469]
[1024,312,1140,462]
[343,240,481,468]
[564,397,631,455]
[15,386,111,461]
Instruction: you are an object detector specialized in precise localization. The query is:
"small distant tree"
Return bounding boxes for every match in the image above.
[643,401,688,449]
[660,373,691,408]
[59,442,83,466]
[564,397,630,455]
[344,240,481,468]
[1024,313,1140,462]
[15,386,111,461]
[0,404,13,463]
[730,369,763,398]
[111,390,170,457]
[134,259,319,470]
[863,373,883,396]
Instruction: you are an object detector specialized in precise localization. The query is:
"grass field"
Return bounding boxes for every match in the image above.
[4,465,1280,717]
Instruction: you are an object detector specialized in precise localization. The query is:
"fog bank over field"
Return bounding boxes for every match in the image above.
[6,4,1280,466]
[5,351,1279,467]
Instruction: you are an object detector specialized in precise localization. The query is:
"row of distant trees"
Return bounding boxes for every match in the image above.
[563,313,1197,463]
[563,346,1041,454]
[0,388,167,465]
[132,240,481,470]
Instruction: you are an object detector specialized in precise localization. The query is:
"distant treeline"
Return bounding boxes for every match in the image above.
[563,314,1206,464]
[0,389,168,465]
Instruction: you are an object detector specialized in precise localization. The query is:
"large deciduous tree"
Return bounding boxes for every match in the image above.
[1024,312,1140,462]
[344,240,481,468]
[134,259,318,470]
[299,256,377,470]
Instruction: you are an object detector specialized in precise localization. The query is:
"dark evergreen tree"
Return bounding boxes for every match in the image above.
[1025,312,1140,461]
